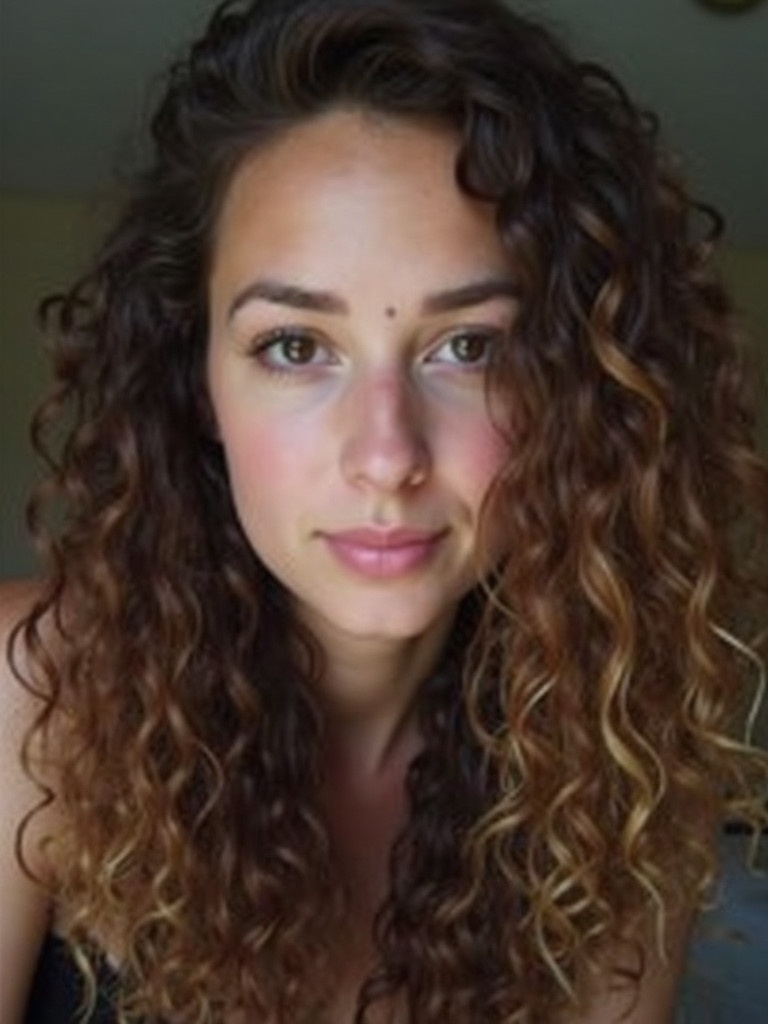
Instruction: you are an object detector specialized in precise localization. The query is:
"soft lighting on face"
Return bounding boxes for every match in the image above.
[206,110,515,650]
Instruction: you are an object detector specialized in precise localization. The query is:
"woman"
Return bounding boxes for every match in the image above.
[1,0,766,1021]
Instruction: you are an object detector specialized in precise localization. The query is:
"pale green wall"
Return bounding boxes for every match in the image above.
[719,247,768,452]
[0,191,112,577]
[1,193,766,579]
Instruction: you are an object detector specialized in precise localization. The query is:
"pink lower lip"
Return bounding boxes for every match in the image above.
[324,532,445,578]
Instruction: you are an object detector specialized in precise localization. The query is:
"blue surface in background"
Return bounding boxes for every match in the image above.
[678,833,768,1024]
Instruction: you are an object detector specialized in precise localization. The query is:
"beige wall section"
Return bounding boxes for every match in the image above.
[0,193,766,581]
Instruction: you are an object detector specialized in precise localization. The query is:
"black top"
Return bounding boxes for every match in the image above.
[25,933,119,1024]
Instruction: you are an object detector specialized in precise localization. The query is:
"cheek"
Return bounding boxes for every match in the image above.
[439,410,509,569]
[216,413,303,523]
[446,413,509,505]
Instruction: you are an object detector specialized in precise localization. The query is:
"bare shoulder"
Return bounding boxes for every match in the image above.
[0,577,52,759]
[0,576,46,632]
[0,576,50,738]
[0,577,57,1024]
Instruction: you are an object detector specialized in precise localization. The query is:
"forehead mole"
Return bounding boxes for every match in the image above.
[385,306,398,319]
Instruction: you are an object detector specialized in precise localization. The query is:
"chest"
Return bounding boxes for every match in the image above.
[317,769,410,1019]
[322,766,409,919]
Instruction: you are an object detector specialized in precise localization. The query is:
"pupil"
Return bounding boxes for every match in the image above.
[286,336,314,362]
[455,334,485,362]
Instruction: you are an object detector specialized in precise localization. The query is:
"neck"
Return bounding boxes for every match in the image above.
[302,608,457,781]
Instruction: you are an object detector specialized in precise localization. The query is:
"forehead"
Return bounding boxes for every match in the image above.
[209,109,512,299]
[219,108,458,213]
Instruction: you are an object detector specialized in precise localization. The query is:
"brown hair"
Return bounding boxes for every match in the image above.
[13,0,767,1020]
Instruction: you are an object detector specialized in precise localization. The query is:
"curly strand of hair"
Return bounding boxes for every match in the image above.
[12,1,768,1021]
[361,642,527,1022]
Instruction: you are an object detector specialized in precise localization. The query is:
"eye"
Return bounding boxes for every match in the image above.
[251,329,335,371]
[427,328,498,368]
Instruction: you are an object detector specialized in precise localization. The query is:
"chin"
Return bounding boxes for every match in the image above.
[317,595,459,646]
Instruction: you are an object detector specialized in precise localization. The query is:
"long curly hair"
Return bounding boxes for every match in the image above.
[12,0,768,1021]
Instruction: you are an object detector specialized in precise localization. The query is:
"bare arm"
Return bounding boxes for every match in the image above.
[0,579,56,1024]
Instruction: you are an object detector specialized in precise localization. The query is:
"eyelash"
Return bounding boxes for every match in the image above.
[427,328,499,368]
[248,325,502,376]
[250,328,332,373]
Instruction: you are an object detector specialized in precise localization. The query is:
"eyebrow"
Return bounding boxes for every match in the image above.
[227,276,518,322]
[228,279,347,320]
[422,279,519,314]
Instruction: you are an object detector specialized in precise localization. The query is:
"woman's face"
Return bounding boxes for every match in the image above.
[207,109,515,650]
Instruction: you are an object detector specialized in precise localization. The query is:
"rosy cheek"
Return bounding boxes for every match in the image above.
[459,425,509,565]
[221,411,320,505]
[453,416,508,498]
[480,423,509,477]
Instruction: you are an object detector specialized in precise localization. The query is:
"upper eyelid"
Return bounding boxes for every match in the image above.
[250,326,335,354]
[246,322,506,358]
[422,324,504,359]
[252,325,323,343]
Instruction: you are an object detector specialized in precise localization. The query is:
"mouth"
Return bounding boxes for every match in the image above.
[321,526,448,578]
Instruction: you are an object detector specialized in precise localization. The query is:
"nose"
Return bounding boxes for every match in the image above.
[339,368,431,493]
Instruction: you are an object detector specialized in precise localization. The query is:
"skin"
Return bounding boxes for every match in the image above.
[206,111,517,1015]
[0,581,59,1024]
[205,112,693,1020]
[207,108,515,774]
[0,108,691,1024]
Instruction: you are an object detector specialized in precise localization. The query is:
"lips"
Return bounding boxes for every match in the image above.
[322,526,448,578]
